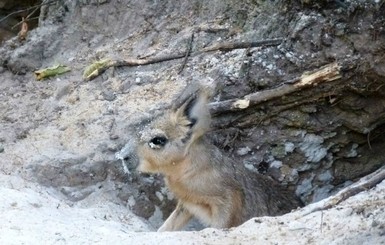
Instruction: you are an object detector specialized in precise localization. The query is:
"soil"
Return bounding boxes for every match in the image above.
[0,0,384,243]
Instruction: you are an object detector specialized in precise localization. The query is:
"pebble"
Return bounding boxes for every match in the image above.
[236,147,251,156]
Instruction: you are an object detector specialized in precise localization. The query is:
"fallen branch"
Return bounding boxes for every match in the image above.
[83,56,186,81]
[12,2,41,30]
[0,0,59,24]
[209,62,344,115]
[228,90,339,129]
[300,165,385,216]
[201,38,283,52]
[83,38,283,81]
[178,32,195,74]
[18,17,28,41]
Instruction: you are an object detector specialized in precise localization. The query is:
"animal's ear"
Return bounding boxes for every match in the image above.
[173,85,211,142]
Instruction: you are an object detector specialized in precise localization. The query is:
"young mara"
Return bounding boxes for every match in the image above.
[134,85,302,231]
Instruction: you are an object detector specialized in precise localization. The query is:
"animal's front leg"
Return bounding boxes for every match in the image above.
[210,191,244,229]
[157,201,192,232]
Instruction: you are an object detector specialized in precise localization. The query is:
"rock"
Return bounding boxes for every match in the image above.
[299,134,327,163]
[312,184,334,202]
[25,154,107,188]
[270,160,283,169]
[1,25,62,73]
[101,90,116,101]
[55,83,72,100]
[317,170,334,183]
[296,174,315,200]
[236,147,251,156]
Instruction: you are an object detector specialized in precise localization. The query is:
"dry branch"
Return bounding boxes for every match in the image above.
[300,165,385,216]
[178,32,195,74]
[209,62,344,115]
[0,0,59,24]
[12,2,41,30]
[18,17,28,41]
[83,38,283,81]
[201,38,283,52]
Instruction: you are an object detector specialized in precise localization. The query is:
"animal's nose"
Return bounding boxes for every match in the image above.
[115,138,138,175]
[115,139,135,161]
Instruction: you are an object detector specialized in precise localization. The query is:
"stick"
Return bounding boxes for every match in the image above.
[12,4,41,29]
[84,38,283,81]
[231,90,338,129]
[209,62,343,115]
[0,0,59,23]
[18,17,28,41]
[201,38,283,52]
[178,32,195,74]
[300,165,385,216]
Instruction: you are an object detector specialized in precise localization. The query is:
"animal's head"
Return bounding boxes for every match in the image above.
[136,85,211,174]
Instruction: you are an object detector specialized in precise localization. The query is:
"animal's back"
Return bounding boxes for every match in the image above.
[241,169,302,218]
[207,142,302,223]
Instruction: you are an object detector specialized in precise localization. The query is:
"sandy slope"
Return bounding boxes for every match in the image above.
[0,172,384,245]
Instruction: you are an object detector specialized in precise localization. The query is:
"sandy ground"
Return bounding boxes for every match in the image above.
[1,1,385,244]
[0,172,384,245]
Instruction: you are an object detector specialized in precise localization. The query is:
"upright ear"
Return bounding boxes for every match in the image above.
[173,86,211,146]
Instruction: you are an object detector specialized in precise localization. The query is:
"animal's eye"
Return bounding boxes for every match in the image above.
[148,136,168,149]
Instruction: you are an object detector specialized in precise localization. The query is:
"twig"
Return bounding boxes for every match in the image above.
[209,62,346,115]
[83,38,283,81]
[300,165,385,216]
[201,38,283,52]
[178,32,195,74]
[18,17,28,41]
[367,131,372,150]
[0,0,59,23]
[226,90,339,129]
[12,5,41,29]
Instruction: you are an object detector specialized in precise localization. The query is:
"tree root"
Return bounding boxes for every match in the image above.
[300,165,385,216]
[209,62,349,115]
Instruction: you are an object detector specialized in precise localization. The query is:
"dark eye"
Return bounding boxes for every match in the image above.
[148,136,168,149]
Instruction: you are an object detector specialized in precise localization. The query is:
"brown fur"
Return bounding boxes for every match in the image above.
[135,86,302,231]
